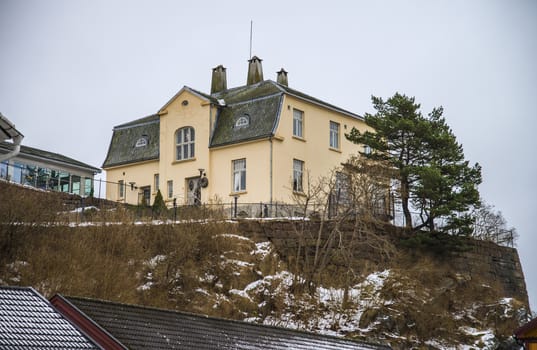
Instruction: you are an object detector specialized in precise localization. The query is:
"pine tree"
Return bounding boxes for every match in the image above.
[346,93,482,234]
[152,189,167,218]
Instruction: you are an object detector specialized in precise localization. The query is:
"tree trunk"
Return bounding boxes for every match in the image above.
[400,177,413,229]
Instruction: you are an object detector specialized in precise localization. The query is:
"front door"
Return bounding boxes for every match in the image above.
[139,186,151,206]
[186,177,201,205]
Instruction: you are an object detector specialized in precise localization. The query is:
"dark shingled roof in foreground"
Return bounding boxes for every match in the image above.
[62,296,391,350]
[0,286,99,349]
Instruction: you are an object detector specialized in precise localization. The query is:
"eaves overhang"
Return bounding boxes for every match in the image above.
[102,157,159,170]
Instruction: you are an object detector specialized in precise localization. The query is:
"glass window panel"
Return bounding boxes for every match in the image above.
[36,167,51,190]
[49,170,59,191]
[167,180,173,198]
[12,163,22,184]
[330,121,340,149]
[118,180,124,198]
[59,172,70,193]
[84,178,92,196]
[176,127,195,161]
[232,159,246,192]
[71,175,81,195]
[154,174,159,192]
[0,161,7,179]
[293,159,304,192]
[293,109,303,137]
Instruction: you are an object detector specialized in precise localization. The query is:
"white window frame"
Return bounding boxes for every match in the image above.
[232,158,246,192]
[135,137,148,148]
[167,180,173,199]
[175,127,195,161]
[235,115,250,128]
[293,109,303,138]
[154,174,159,192]
[293,159,304,192]
[118,180,124,198]
[329,121,340,149]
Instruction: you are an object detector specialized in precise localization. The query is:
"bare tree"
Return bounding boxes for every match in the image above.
[286,156,398,299]
[472,202,518,247]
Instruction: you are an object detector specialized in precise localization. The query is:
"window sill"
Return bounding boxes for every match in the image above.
[292,190,306,197]
[292,136,306,142]
[172,157,196,165]
[329,147,341,153]
[229,191,247,196]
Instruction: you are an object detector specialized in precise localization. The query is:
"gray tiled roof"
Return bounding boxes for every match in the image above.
[0,286,99,349]
[210,93,282,148]
[65,296,390,350]
[276,82,362,120]
[0,142,101,174]
[102,80,362,166]
[102,114,160,168]
[209,80,361,148]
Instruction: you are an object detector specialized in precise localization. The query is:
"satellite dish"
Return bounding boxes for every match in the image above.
[199,177,209,188]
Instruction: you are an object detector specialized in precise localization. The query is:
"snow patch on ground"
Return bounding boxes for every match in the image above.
[216,233,252,241]
[459,327,496,349]
[136,255,167,291]
[70,206,99,213]
[250,241,272,258]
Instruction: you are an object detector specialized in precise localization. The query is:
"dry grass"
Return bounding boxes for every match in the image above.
[0,182,529,347]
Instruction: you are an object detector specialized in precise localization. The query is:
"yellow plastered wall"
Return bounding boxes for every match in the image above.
[105,160,159,203]
[158,90,213,205]
[271,95,369,203]
[209,140,271,204]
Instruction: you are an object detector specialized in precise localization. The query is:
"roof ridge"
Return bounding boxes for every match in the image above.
[211,80,275,97]
[275,81,362,120]
[65,295,390,348]
[225,91,283,107]
[114,113,160,129]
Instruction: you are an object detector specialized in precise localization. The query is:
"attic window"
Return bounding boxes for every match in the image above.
[135,136,148,148]
[235,115,250,128]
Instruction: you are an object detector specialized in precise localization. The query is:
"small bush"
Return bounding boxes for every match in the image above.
[399,231,469,255]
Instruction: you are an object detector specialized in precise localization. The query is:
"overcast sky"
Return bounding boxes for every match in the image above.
[1,0,536,311]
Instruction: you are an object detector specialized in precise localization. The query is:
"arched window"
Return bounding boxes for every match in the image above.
[135,136,148,148]
[235,115,250,128]
[176,127,195,161]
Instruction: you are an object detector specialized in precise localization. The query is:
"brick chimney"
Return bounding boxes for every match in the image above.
[276,68,288,86]
[211,65,227,94]
[247,56,264,85]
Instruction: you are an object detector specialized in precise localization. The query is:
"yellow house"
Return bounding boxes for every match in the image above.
[102,57,369,210]
[515,317,537,350]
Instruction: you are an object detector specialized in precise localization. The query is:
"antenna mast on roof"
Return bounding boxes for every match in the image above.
[249,20,253,59]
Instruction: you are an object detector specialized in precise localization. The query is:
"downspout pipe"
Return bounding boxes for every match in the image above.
[0,134,23,163]
[269,137,273,205]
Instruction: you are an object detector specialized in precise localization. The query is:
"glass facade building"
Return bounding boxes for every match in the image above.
[0,142,101,196]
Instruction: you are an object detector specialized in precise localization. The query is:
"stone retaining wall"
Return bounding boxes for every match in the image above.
[237,219,530,308]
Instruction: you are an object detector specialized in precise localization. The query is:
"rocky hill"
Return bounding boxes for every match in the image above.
[0,182,531,349]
